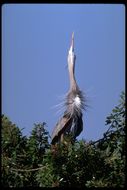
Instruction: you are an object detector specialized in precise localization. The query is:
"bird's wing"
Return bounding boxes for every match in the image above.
[51,114,72,144]
[51,114,83,144]
[75,115,83,137]
[69,114,83,138]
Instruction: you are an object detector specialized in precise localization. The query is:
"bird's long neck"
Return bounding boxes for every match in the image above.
[68,62,77,91]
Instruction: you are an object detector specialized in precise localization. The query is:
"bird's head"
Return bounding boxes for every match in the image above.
[68,32,76,65]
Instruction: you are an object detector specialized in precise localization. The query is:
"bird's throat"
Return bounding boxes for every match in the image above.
[68,62,77,90]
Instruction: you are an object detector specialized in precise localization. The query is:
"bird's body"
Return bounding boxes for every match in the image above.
[51,33,85,144]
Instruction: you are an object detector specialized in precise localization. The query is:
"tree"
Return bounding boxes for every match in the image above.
[1,115,27,187]
[36,91,125,188]
[1,91,125,187]
[1,117,50,187]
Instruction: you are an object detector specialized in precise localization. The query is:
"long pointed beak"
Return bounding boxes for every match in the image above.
[71,32,74,51]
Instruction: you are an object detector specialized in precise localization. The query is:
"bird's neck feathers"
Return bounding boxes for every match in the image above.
[68,63,76,89]
[68,60,79,91]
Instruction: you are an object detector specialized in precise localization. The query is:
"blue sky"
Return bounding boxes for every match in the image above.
[2,4,125,141]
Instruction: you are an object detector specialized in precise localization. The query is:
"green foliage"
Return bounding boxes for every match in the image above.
[26,123,50,167]
[1,117,50,187]
[1,91,125,187]
[1,115,27,187]
[36,91,125,188]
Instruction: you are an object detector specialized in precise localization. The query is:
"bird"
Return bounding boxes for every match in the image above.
[51,32,85,144]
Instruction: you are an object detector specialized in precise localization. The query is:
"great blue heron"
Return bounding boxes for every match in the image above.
[51,32,85,144]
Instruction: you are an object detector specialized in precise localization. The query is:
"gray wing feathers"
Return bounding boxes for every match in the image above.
[51,114,72,144]
[51,113,83,144]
